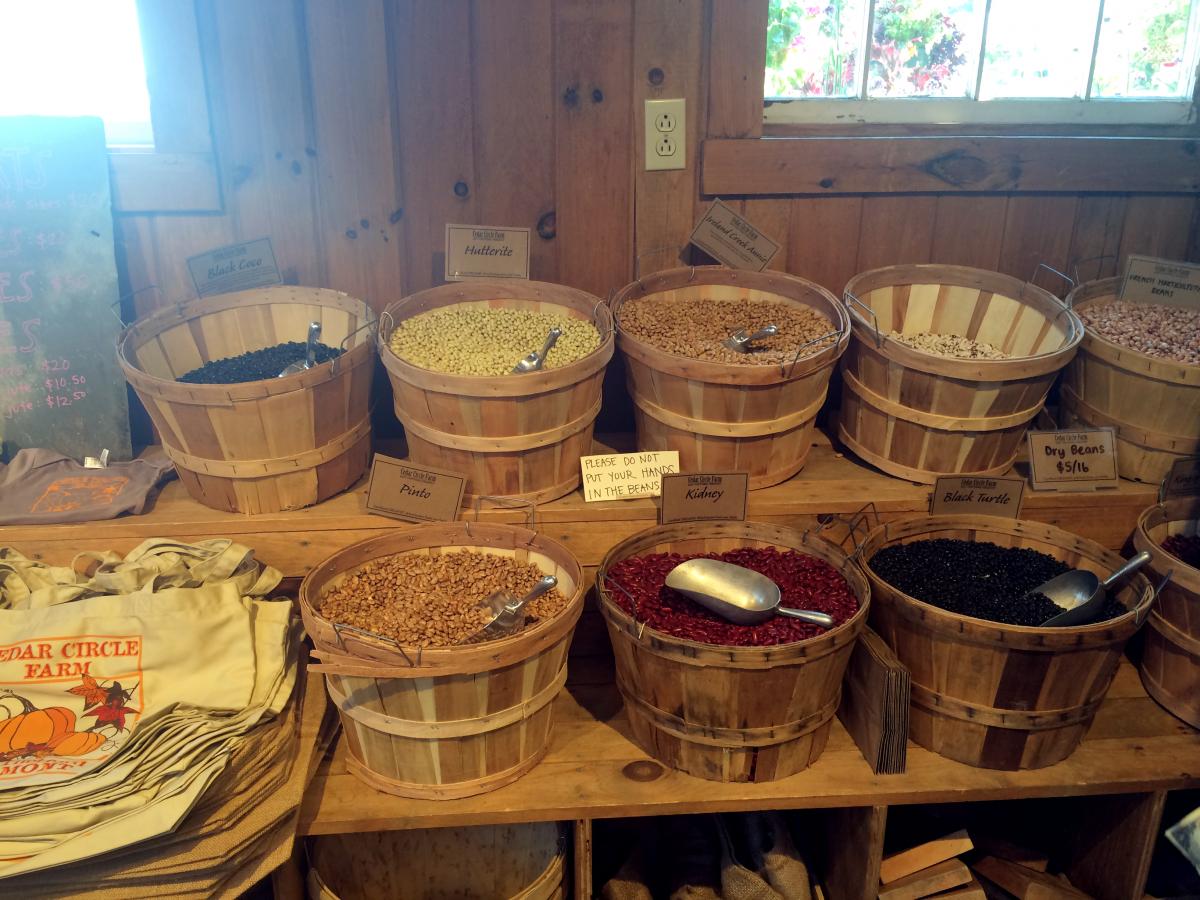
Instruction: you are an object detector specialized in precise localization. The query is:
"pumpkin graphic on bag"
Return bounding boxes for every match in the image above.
[48,730,107,756]
[0,690,76,757]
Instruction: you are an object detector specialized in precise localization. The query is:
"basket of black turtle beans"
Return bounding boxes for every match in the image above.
[857,514,1153,771]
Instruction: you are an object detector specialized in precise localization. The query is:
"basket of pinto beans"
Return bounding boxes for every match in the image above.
[596,520,869,783]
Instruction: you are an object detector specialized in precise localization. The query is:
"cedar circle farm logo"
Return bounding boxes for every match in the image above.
[0,637,144,781]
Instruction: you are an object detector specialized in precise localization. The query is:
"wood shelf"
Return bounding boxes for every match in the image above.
[297,660,1199,836]
[2,432,1158,577]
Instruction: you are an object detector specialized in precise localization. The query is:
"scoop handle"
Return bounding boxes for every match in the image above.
[539,326,563,361]
[1102,550,1152,590]
[775,607,835,628]
[304,321,322,368]
[742,324,779,343]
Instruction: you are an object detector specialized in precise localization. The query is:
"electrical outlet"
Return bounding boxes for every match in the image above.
[645,98,685,171]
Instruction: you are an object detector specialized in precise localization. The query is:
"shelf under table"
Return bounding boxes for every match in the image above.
[298,660,1200,835]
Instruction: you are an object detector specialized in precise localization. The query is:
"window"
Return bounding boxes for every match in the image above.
[0,0,219,213]
[0,0,153,146]
[764,0,1200,125]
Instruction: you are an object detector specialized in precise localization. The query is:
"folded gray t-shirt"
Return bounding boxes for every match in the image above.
[0,448,174,525]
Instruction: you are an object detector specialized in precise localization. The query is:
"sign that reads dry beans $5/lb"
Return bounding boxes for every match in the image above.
[581,451,679,502]
[365,454,466,523]
[660,472,749,524]
[1027,428,1119,492]
[1120,255,1200,308]
[444,224,530,281]
[930,475,1024,518]
[688,199,780,272]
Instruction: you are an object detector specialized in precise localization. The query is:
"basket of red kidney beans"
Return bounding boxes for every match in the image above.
[596,521,869,783]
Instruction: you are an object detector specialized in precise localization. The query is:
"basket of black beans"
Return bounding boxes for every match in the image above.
[857,514,1153,771]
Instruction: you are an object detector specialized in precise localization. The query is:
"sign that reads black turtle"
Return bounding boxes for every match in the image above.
[930,475,1024,518]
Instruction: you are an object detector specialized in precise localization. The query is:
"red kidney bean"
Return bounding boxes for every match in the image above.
[604,547,858,646]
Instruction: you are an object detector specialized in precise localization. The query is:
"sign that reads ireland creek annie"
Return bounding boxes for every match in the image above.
[444,224,530,281]
[688,199,780,271]
[581,451,679,502]
[929,475,1024,518]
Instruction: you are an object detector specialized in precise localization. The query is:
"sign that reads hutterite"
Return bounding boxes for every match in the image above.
[445,224,530,281]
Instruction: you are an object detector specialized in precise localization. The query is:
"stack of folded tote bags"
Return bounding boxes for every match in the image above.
[0,539,327,898]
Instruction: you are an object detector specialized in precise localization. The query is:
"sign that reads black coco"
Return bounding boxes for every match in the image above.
[660,472,749,524]
[365,454,465,523]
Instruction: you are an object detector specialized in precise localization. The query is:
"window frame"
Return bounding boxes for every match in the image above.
[761,0,1200,129]
[108,0,221,213]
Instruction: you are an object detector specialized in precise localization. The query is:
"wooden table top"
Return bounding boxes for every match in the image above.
[1,433,1159,574]
[298,661,1199,835]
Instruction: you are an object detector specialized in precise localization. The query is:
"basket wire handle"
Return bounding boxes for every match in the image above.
[843,290,882,348]
[474,495,538,532]
[332,621,415,668]
[332,318,378,376]
[1029,263,1075,307]
[111,285,163,328]
[600,570,648,640]
[592,297,615,343]
[784,328,842,378]
[1071,254,1118,290]
[379,310,396,342]
[810,501,880,552]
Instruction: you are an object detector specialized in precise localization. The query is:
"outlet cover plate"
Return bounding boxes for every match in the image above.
[645,98,685,171]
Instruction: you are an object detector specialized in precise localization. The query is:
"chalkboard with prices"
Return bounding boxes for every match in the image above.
[0,116,131,461]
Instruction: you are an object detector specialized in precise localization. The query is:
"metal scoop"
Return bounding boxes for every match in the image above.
[665,558,835,628]
[462,574,558,643]
[723,324,778,353]
[278,321,321,377]
[1035,550,1152,627]
[513,326,563,373]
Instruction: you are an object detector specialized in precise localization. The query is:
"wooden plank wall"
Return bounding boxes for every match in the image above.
[118,0,1200,324]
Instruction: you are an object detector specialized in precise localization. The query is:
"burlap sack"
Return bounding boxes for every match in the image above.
[601,848,654,900]
[717,815,784,900]
[668,814,722,900]
[736,813,812,900]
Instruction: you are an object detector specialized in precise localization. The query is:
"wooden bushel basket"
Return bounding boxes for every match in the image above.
[379,281,613,502]
[306,822,566,900]
[838,265,1083,484]
[612,267,850,489]
[1062,277,1200,484]
[118,286,375,514]
[299,523,584,800]
[860,515,1154,770]
[1133,498,1200,727]
[596,521,869,782]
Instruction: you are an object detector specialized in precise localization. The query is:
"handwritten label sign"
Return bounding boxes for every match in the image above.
[930,476,1024,518]
[581,450,679,502]
[365,454,465,523]
[445,224,530,281]
[688,199,780,271]
[660,472,749,524]
[187,237,282,298]
[0,116,131,460]
[1163,456,1200,499]
[1027,428,1119,492]
[1120,255,1200,308]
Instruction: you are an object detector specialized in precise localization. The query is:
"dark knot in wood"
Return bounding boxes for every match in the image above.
[536,210,557,240]
[921,149,996,188]
[622,760,665,782]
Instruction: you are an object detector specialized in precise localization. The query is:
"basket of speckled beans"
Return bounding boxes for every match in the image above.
[379,280,613,502]
[1062,277,1200,484]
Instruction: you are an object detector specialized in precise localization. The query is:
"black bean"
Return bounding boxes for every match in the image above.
[869,539,1127,627]
[177,341,343,384]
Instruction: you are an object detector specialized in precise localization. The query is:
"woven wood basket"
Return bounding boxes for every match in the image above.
[860,515,1154,770]
[299,523,583,800]
[1133,498,1200,727]
[1062,277,1200,484]
[596,521,869,782]
[379,281,613,502]
[306,822,566,900]
[839,265,1083,484]
[118,287,375,514]
[612,267,849,489]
